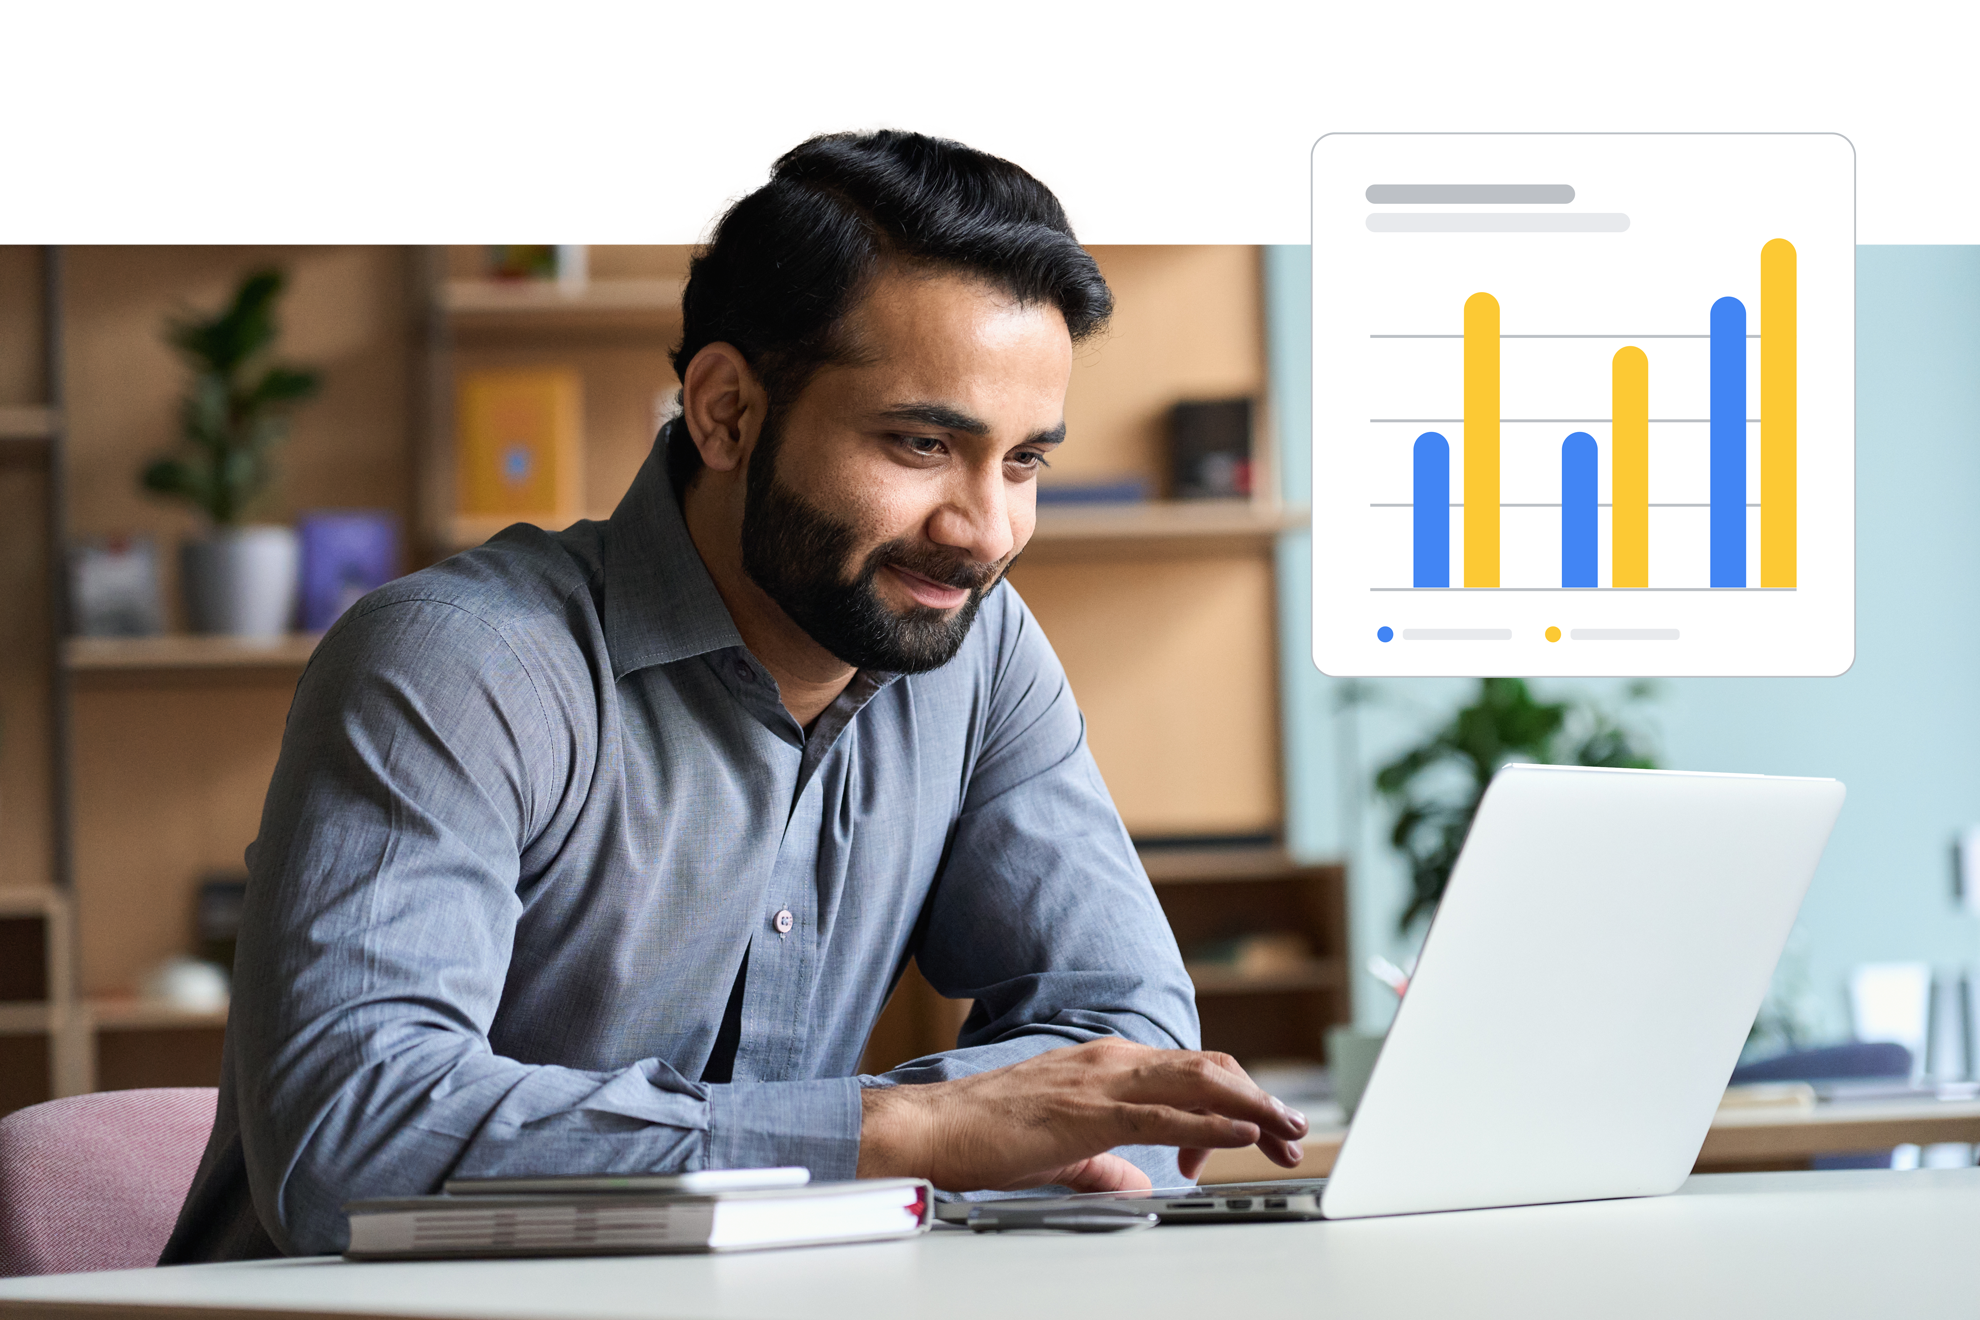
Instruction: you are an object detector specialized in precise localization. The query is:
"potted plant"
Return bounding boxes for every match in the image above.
[141,269,321,637]
[1375,678,1659,931]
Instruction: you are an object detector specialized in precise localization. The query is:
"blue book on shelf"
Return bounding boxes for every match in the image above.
[299,511,401,632]
[1034,477,1153,506]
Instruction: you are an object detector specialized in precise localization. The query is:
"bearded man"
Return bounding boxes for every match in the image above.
[164,129,1306,1261]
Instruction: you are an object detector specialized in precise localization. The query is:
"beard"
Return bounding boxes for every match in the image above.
[739,421,1008,674]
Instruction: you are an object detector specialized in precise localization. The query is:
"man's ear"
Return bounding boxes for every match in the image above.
[680,343,767,474]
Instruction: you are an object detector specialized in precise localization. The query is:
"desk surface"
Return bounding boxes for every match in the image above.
[3,1169,1977,1320]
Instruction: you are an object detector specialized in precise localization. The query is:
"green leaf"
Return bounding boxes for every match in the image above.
[251,365,321,406]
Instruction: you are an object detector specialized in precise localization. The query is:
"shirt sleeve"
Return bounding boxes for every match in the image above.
[230,594,859,1256]
[871,585,1203,1188]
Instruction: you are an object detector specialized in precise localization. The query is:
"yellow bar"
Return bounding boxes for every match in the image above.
[1761,238,1797,588]
[1463,292,1500,587]
[1611,346,1649,588]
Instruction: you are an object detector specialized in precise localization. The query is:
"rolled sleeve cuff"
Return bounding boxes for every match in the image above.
[704,1076,864,1181]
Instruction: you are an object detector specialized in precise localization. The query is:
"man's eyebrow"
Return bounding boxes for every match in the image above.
[877,404,1066,447]
[877,403,990,436]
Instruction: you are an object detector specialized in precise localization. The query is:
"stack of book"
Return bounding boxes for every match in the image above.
[343,1168,932,1260]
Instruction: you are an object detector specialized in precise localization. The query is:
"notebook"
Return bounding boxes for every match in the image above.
[343,1177,932,1259]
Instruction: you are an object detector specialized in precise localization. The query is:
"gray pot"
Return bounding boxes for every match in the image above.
[181,525,300,637]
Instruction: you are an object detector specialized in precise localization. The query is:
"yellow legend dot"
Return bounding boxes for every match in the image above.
[1545,626,1562,643]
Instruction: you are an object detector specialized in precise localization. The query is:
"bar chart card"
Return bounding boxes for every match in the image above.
[1312,134,1853,677]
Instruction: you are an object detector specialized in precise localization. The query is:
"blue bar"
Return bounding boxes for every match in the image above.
[1412,431,1449,588]
[1561,431,1597,587]
[1710,296,1746,587]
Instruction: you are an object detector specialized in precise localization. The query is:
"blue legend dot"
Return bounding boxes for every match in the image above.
[1376,626,1394,643]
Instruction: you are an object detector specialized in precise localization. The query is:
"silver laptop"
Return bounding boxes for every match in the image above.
[939,764,1845,1223]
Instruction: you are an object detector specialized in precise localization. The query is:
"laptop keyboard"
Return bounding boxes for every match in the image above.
[1194,1179,1329,1196]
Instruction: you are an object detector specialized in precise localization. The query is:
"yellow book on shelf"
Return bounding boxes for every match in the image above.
[456,368,583,519]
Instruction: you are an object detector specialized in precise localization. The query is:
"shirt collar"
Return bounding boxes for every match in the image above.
[600,444,746,679]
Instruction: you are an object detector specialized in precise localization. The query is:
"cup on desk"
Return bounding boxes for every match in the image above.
[1326,1026,1387,1121]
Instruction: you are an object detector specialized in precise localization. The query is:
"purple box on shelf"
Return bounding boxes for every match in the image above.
[298,511,401,632]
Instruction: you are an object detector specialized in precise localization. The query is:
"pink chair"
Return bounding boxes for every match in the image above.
[0,1088,216,1277]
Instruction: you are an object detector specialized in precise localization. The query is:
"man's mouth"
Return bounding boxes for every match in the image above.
[882,562,973,611]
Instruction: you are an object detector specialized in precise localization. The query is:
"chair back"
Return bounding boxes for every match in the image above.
[0,1088,217,1277]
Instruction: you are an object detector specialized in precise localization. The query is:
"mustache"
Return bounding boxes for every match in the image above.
[863,539,1008,594]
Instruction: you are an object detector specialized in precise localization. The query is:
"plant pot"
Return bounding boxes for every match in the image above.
[181,525,300,638]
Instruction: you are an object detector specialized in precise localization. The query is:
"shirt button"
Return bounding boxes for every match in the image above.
[734,660,753,683]
[773,909,794,936]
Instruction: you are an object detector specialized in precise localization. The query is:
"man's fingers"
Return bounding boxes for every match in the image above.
[1177,1146,1210,1181]
[1110,1103,1261,1152]
[1115,1054,1308,1140]
[1256,1132,1306,1168]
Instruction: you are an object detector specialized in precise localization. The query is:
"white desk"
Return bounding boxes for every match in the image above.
[2,1169,1975,1320]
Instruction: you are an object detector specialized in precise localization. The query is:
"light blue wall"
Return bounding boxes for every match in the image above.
[1267,245,1980,1036]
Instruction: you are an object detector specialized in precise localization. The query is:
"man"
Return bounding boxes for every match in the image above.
[164,129,1307,1261]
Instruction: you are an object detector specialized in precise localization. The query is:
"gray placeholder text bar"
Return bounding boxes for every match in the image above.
[1368,213,1630,233]
[1570,628,1680,641]
[1365,184,1576,204]
[1402,628,1514,641]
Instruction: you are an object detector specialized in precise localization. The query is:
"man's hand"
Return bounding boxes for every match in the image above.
[855,1039,1308,1192]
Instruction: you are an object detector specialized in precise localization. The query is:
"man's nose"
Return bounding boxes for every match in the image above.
[926,465,1015,565]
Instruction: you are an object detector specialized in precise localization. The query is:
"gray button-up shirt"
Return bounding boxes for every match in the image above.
[165,445,1198,1260]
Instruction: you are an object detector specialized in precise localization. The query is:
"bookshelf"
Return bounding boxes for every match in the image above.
[440,276,687,326]
[0,245,419,1113]
[63,634,320,673]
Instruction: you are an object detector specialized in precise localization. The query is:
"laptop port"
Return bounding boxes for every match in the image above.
[1263,1197,1288,1210]
[1224,1199,1252,1210]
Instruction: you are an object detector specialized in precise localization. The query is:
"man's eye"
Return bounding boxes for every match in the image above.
[1006,451,1050,471]
[900,435,946,456]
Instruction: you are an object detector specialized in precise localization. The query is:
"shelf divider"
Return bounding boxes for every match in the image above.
[65,634,322,673]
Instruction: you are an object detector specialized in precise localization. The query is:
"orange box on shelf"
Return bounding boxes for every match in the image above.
[455,368,583,520]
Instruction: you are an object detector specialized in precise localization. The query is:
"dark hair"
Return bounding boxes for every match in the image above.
[664,129,1112,493]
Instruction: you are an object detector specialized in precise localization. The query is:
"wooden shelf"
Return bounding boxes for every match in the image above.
[1045,164,1306,228]
[84,997,228,1030]
[0,405,57,440]
[1185,959,1346,995]
[0,169,433,231]
[1023,500,1308,561]
[0,887,63,917]
[441,278,686,335]
[0,1002,55,1035]
[0,405,54,469]
[439,502,1312,560]
[65,633,322,672]
[1140,846,1300,885]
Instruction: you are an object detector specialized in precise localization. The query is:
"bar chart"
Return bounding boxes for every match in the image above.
[1312,134,1854,677]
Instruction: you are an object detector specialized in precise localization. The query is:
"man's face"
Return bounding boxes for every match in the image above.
[739,267,1072,673]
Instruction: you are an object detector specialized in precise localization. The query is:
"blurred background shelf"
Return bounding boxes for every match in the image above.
[1186,959,1347,995]
[83,997,229,1030]
[440,501,1312,559]
[441,278,687,336]
[0,1003,57,1035]
[1029,499,1307,556]
[0,404,58,439]
[64,634,322,672]
[0,405,57,468]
